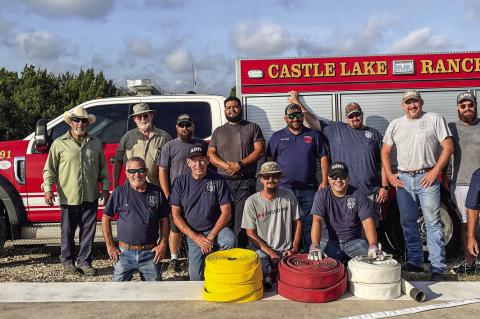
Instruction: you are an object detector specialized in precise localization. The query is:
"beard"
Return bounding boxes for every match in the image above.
[226,109,243,123]
[178,131,193,141]
[138,122,152,131]
[458,109,478,124]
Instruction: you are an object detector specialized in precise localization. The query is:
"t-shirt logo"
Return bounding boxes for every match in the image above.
[347,197,356,210]
[365,131,373,139]
[206,181,216,192]
[303,136,313,144]
[148,194,159,209]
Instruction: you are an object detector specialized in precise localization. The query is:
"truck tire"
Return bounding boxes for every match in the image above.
[382,187,461,258]
[0,212,7,251]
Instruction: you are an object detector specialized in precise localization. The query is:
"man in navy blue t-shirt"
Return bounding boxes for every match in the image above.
[308,162,383,262]
[266,103,328,252]
[466,169,480,257]
[170,144,235,280]
[102,156,170,281]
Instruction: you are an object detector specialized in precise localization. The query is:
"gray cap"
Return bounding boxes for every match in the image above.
[130,103,156,118]
[457,91,476,104]
[256,161,283,178]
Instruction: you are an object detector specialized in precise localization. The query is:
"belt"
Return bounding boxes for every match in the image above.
[398,168,433,176]
[119,241,156,251]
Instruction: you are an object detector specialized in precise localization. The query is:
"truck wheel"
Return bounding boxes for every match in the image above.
[382,190,461,259]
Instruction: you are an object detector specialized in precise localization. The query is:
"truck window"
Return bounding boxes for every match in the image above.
[50,104,130,143]
[127,102,212,139]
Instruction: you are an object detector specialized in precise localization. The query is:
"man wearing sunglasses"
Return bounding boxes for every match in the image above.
[242,161,302,290]
[42,107,110,276]
[447,91,480,275]
[289,92,388,220]
[266,103,328,252]
[308,162,382,262]
[102,157,170,281]
[158,114,207,277]
[114,103,171,188]
[170,144,235,280]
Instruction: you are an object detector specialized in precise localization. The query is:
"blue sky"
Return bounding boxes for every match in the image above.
[0,0,479,96]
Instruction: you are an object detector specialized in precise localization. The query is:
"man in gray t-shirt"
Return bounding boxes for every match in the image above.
[447,91,480,274]
[242,162,301,289]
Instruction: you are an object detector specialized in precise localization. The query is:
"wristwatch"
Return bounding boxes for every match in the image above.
[381,185,390,191]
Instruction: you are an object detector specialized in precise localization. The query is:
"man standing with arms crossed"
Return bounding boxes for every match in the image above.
[382,90,453,281]
[43,107,110,276]
[208,96,265,248]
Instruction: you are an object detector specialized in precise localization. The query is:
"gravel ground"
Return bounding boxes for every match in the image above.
[0,241,478,282]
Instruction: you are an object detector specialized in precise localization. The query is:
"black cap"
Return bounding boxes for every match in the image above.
[176,113,193,125]
[328,161,349,178]
[187,144,207,158]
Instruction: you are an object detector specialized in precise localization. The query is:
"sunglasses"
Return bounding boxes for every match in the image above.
[287,112,303,120]
[127,168,147,174]
[71,117,89,124]
[178,122,192,128]
[261,174,281,180]
[347,112,362,119]
[459,103,476,110]
[329,174,347,180]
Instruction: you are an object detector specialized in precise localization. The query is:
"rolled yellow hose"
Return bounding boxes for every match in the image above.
[203,248,264,303]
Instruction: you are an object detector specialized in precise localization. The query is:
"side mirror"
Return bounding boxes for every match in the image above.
[34,119,49,153]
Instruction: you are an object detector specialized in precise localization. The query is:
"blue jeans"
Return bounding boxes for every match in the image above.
[320,238,368,262]
[292,188,316,252]
[396,173,445,273]
[113,247,160,281]
[253,248,284,276]
[186,227,235,281]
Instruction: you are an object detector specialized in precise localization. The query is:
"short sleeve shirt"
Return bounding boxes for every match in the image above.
[266,127,326,189]
[466,169,480,210]
[241,188,301,251]
[157,138,208,186]
[169,169,231,232]
[320,120,383,195]
[103,182,169,245]
[448,120,480,185]
[209,120,264,179]
[383,112,451,171]
[311,186,376,241]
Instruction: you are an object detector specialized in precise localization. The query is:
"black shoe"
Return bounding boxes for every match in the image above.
[430,272,444,281]
[63,264,77,275]
[263,276,274,292]
[79,265,98,276]
[453,261,477,275]
[403,262,424,273]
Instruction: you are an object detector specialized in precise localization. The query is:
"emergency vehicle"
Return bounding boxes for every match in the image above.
[0,79,226,250]
[236,51,480,256]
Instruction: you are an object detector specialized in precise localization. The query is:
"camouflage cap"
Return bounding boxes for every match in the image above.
[345,102,362,117]
[402,90,423,103]
[256,161,283,178]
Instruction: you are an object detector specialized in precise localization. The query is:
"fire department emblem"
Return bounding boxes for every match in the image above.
[148,195,159,209]
[365,131,373,139]
[347,198,356,210]
[206,181,216,192]
[303,136,313,144]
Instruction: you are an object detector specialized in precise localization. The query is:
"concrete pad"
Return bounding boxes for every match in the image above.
[1,281,480,303]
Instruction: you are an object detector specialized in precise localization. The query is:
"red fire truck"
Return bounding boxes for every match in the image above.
[236,51,480,256]
[0,80,226,250]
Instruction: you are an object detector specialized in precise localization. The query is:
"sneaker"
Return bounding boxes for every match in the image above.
[63,264,77,275]
[263,275,274,292]
[403,262,424,273]
[163,259,182,279]
[452,261,477,275]
[79,265,98,277]
[430,272,444,281]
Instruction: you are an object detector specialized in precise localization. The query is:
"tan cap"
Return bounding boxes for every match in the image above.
[130,103,156,118]
[402,90,423,103]
[63,107,96,124]
[256,161,283,178]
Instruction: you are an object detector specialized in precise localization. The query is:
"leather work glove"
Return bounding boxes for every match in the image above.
[368,244,385,261]
[308,243,324,261]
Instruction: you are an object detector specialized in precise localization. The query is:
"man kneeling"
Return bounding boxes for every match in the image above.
[309,162,382,262]
[102,157,170,281]
[242,162,302,289]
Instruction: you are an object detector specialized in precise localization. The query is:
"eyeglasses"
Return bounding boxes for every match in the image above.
[261,174,281,180]
[134,114,151,120]
[459,102,476,110]
[127,168,147,174]
[329,174,347,181]
[178,122,192,128]
[71,117,89,124]
[347,112,362,119]
[287,112,303,120]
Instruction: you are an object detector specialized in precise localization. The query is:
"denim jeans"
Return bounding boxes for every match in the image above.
[319,238,368,263]
[254,249,284,275]
[396,172,445,273]
[186,227,235,281]
[292,188,316,252]
[113,247,160,281]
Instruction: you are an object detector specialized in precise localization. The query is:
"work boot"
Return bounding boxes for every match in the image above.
[79,265,98,277]
[452,260,477,275]
[263,275,274,292]
[403,262,424,273]
[63,264,77,275]
[163,259,182,279]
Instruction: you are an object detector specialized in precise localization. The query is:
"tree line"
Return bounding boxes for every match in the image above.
[0,65,119,141]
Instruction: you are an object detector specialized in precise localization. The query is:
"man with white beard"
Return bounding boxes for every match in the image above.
[114,103,171,187]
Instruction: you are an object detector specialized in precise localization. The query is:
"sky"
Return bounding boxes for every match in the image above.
[0,0,479,96]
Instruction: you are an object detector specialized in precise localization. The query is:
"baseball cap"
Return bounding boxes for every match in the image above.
[345,103,362,117]
[176,113,193,125]
[328,161,349,178]
[255,161,283,178]
[457,91,476,104]
[187,144,207,158]
[402,90,423,103]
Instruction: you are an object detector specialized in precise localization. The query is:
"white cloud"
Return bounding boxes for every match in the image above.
[20,0,114,19]
[231,21,297,56]
[389,28,462,53]
[340,15,395,53]
[15,31,66,60]
[125,38,155,58]
[164,49,193,73]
